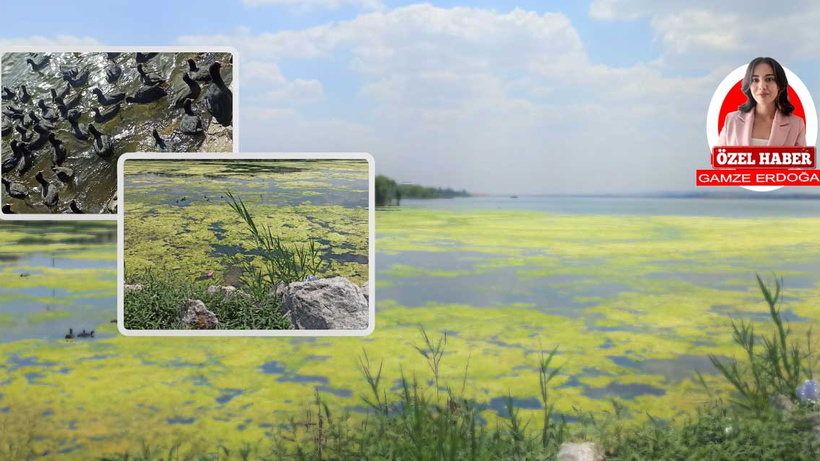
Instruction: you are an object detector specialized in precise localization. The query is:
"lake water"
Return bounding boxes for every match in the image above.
[2,196,819,457]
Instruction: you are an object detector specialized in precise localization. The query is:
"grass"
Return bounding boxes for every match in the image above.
[123,267,290,330]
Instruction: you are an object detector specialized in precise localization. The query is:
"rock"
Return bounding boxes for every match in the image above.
[557,442,604,461]
[304,274,320,282]
[103,194,117,214]
[361,282,369,302]
[206,285,246,299]
[180,299,219,329]
[201,117,232,152]
[282,276,368,330]
[124,284,144,292]
[274,280,287,298]
[768,394,794,414]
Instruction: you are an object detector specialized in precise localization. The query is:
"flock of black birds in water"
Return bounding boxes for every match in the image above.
[1,52,233,214]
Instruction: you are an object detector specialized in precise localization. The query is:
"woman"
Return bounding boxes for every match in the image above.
[718,57,806,146]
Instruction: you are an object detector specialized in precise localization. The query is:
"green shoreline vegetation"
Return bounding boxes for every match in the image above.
[87,278,820,458]
[376,174,470,206]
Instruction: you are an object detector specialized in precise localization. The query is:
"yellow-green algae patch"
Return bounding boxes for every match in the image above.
[3,208,820,457]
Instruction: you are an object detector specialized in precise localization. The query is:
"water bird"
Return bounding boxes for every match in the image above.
[93,104,121,124]
[50,84,70,102]
[16,143,34,176]
[55,93,82,118]
[35,171,59,207]
[48,133,67,165]
[1,119,11,136]
[2,141,23,173]
[137,64,164,86]
[92,88,125,106]
[77,330,94,338]
[29,124,51,151]
[26,55,50,71]
[105,62,122,83]
[88,124,114,158]
[63,68,89,88]
[15,126,32,142]
[2,177,27,199]
[65,328,74,340]
[52,165,74,183]
[69,199,83,213]
[205,62,232,126]
[19,272,30,277]
[172,74,200,107]
[18,85,31,103]
[152,128,168,150]
[107,52,121,59]
[186,59,211,82]
[2,205,15,214]
[180,100,203,135]
[67,111,90,141]
[2,86,16,100]
[135,52,158,63]
[126,84,167,104]
[38,100,60,122]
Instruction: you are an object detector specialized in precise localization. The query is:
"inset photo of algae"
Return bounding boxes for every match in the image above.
[1,49,236,217]
[118,154,373,335]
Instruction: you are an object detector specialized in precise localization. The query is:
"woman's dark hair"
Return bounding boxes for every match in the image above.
[739,57,794,115]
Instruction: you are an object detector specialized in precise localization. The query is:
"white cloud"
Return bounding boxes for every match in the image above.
[0,35,103,47]
[241,0,385,12]
[266,79,324,103]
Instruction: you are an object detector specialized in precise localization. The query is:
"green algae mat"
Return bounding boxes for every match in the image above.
[1,205,819,457]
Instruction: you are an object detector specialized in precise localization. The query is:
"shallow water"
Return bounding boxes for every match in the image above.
[1,51,233,214]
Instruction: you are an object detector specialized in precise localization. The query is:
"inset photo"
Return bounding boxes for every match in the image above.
[118,153,374,336]
[1,48,237,218]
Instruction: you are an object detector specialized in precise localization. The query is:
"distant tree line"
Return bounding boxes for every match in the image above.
[376,175,470,206]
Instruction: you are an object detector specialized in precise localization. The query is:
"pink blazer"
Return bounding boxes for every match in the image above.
[718,109,806,146]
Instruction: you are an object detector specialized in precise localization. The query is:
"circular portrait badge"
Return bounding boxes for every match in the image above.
[707,64,817,191]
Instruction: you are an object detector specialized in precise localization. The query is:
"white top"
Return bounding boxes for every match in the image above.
[751,138,768,146]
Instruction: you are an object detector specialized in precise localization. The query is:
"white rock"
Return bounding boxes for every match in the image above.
[180,299,219,329]
[124,284,144,292]
[282,276,368,330]
[557,442,604,461]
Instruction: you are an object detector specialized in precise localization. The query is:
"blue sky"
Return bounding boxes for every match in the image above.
[2,1,819,194]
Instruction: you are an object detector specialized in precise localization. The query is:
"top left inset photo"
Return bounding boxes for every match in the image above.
[1,47,238,219]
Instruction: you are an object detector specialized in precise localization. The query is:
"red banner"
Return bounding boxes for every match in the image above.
[711,146,815,169]
[696,169,820,186]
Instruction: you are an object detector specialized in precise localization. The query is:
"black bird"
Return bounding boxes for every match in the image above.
[105,62,123,83]
[88,124,114,158]
[50,84,70,102]
[65,328,74,340]
[56,92,82,115]
[35,171,58,207]
[2,177,27,199]
[52,165,74,183]
[26,112,55,131]
[2,205,15,214]
[152,128,167,150]
[172,74,201,107]
[18,85,31,103]
[93,104,121,124]
[49,133,67,165]
[1,86,16,101]
[1,119,11,137]
[180,100,203,135]
[69,199,84,213]
[26,55,50,71]
[107,52,121,59]
[67,111,89,141]
[2,141,22,173]
[77,329,94,338]
[38,100,60,122]
[135,52,158,63]
[92,88,125,106]
[16,143,33,176]
[126,84,167,104]
[137,64,164,86]
[63,68,89,88]
[205,62,232,126]
[3,103,24,116]
[186,59,211,82]
[29,124,51,151]
[15,126,33,142]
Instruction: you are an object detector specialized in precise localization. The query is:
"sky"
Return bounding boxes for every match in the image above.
[2,1,820,194]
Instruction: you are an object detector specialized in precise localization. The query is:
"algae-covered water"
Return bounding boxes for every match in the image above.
[1,52,233,214]
[2,197,820,457]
